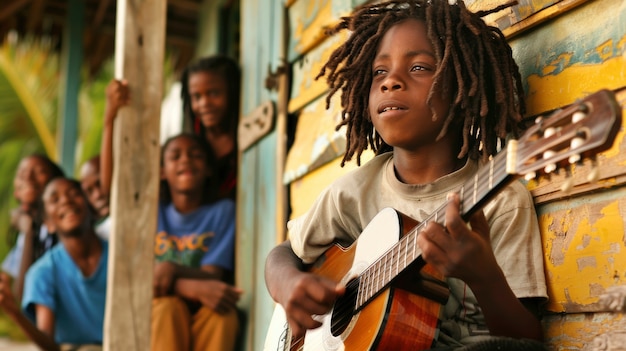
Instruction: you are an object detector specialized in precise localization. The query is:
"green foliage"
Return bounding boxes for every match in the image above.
[76,60,114,174]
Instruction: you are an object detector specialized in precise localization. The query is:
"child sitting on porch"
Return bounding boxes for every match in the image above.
[151,133,241,351]
[2,154,65,300]
[0,177,107,351]
[79,155,111,240]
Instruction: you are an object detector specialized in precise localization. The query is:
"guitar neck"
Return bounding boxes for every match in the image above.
[356,148,516,310]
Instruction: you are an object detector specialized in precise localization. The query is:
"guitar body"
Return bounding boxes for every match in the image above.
[264,208,443,351]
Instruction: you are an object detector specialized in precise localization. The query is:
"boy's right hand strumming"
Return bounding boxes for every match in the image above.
[281,271,344,337]
[266,241,345,337]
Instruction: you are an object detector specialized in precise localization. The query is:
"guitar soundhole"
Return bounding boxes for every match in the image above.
[330,277,359,336]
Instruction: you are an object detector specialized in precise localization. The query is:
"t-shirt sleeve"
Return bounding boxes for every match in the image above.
[289,186,359,264]
[21,258,56,321]
[486,180,548,300]
[200,201,236,271]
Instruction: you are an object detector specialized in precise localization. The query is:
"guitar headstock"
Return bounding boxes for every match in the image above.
[511,89,622,183]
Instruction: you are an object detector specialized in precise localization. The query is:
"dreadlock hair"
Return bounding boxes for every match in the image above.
[317,0,526,166]
[180,55,241,139]
[158,133,218,205]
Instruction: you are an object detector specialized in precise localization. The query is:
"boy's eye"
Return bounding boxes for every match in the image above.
[373,69,386,76]
[411,65,427,72]
[165,154,179,162]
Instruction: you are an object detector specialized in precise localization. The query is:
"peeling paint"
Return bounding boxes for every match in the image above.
[577,256,597,271]
[511,1,626,115]
[543,312,626,349]
[539,197,626,312]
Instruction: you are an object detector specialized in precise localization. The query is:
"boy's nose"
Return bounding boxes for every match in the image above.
[381,73,404,92]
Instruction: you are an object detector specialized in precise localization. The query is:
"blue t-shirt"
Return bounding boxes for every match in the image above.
[155,199,235,270]
[22,239,108,345]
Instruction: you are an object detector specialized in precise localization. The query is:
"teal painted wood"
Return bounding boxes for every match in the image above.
[57,0,84,174]
[511,0,626,80]
[238,0,286,350]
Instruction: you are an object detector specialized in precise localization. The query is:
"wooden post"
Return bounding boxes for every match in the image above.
[103,0,166,349]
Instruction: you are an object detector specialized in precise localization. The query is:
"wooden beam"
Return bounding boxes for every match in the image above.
[103,0,166,349]
[26,0,46,32]
[0,0,32,22]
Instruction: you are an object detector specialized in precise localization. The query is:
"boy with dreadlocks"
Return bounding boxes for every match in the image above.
[265,0,547,349]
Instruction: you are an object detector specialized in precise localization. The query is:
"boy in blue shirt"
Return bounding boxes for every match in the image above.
[0,177,107,351]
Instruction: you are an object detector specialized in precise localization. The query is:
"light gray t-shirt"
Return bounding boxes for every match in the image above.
[289,152,547,346]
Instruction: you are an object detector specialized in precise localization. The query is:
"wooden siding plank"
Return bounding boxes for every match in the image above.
[284,93,345,184]
[289,152,373,220]
[239,1,263,350]
[287,0,365,60]
[466,0,588,38]
[239,1,287,350]
[288,32,347,113]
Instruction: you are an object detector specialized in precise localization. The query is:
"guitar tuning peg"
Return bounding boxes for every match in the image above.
[543,127,557,173]
[560,166,574,193]
[569,131,586,164]
[561,177,574,193]
[572,110,587,123]
[524,171,537,182]
[587,158,600,183]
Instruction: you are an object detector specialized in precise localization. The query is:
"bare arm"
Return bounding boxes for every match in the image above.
[173,278,242,314]
[0,273,59,351]
[100,79,130,198]
[153,261,226,296]
[153,261,240,314]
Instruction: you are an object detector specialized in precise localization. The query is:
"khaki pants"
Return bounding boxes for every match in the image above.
[151,296,239,351]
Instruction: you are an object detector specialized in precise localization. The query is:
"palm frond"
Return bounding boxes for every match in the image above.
[0,36,58,159]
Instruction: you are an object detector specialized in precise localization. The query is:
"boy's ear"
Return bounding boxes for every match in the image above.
[160,167,166,180]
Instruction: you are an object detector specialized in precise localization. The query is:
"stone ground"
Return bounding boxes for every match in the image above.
[0,338,37,350]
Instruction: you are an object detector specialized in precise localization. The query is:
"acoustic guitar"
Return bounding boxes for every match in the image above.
[264,89,622,351]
